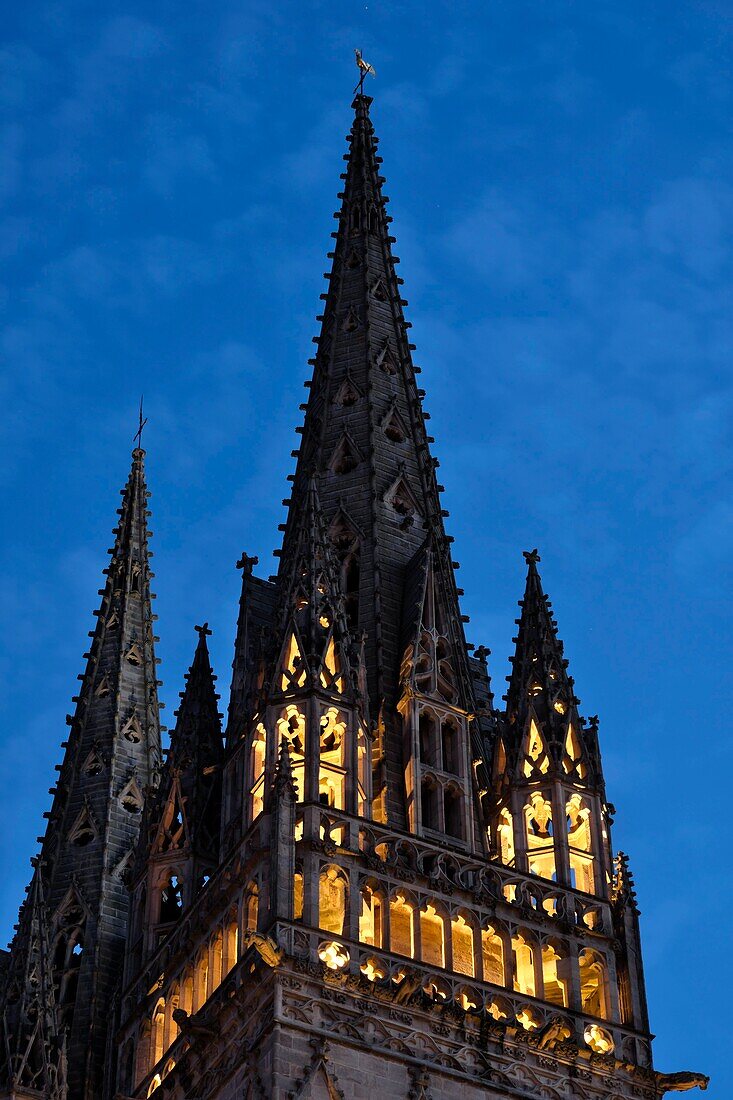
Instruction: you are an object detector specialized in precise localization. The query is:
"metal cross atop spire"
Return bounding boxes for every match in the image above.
[354,49,376,95]
[133,396,148,450]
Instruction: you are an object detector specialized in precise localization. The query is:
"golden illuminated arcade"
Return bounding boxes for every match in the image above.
[0,90,708,1100]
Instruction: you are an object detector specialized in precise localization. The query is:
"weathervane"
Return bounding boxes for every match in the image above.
[133,396,148,450]
[354,49,376,95]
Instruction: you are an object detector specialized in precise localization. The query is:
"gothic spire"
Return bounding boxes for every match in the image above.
[502,549,602,783]
[8,444,162,1100]
[504,549,579,740]
[276,94,473,825]
[273,476,360,704]
[145,624,224,878]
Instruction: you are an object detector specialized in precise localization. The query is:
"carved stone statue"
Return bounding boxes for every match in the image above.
[536,1015,573,1050]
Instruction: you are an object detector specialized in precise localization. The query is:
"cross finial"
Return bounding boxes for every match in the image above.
[523,548,541,566]
[133,395,148,450]
[236,553,259,574]
[195,622,212,638]
[354,49,376,95]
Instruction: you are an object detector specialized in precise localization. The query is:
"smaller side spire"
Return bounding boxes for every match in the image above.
[273,477,361,706]
[488,553,613,898]
[0,860,67,1099]
[128,626,223,964]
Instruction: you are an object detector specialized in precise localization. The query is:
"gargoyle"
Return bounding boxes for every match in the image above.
[655,1072,710,1093]
[392,967,423,1006]
[171,1007,217,1040]
[536,1014,573,1050]
[245,930,284,968]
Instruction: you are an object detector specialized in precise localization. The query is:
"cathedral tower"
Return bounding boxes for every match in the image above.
[110,90,708,1100]
[1,83,708,1100]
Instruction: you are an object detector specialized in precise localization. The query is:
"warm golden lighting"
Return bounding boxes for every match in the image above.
[542,944,569,1007]
[523,719,550,776]
[359,886,383,947]
[319,867,347,935]
[517,1006,541,1030]
[318,940,350,970]
[525,791,556,880]
[360,957,385,982]
[481,926,504,985]
[281,632,306,690]
[512,934,536,997]
[420,904,445,968]
[389,894,414,958]
[451,914,475,977]
[584,1024,614,1053]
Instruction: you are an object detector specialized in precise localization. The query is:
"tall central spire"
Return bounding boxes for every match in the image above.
[278,94,473,825]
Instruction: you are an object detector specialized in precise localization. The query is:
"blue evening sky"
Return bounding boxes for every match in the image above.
[1,2,729,1091]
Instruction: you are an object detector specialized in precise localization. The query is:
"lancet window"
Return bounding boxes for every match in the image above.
[541,942,569,1007]
[567,793,595,893]
[359,884,383,948]
[318,866,347,936]
[451,913,475,977]
[277,705,306,800]
[249,722,267,820]
[420,904,446,967]
[318,707,346,809]
[579,949,610,1019]
[389,893,415,957]
[481,925,505,986]
[512,933,536,997]
[525,791,556,880]
[497,807,515,865]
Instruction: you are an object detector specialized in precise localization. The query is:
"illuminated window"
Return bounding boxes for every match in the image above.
[225,916,238,974]
[420,905,445,968]
[523,718,550,776]
[389,894,414,958]
[277,706,306,800]
[567,794,595,893]
[211,931,223,990]
[579,949,609,1019]
[250,723,266,820]
[497,808,515,865]
[563,723,587,777]
[281,632,306,691]
[319,867,347,936]
[359,886,383,947]
[481,926,505,986]
[512,934,536,997]
[525,792,556,880]
[451,914,475,977]
[541,943,569,1007]
[181,974,193,1015]
[293,872,304,920]
[164,984,179,1049]
[357,726,368,816]
[151,999,165,1067]
[245,886,259,932]
[318,708,346,809]
[320,637,345,693]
